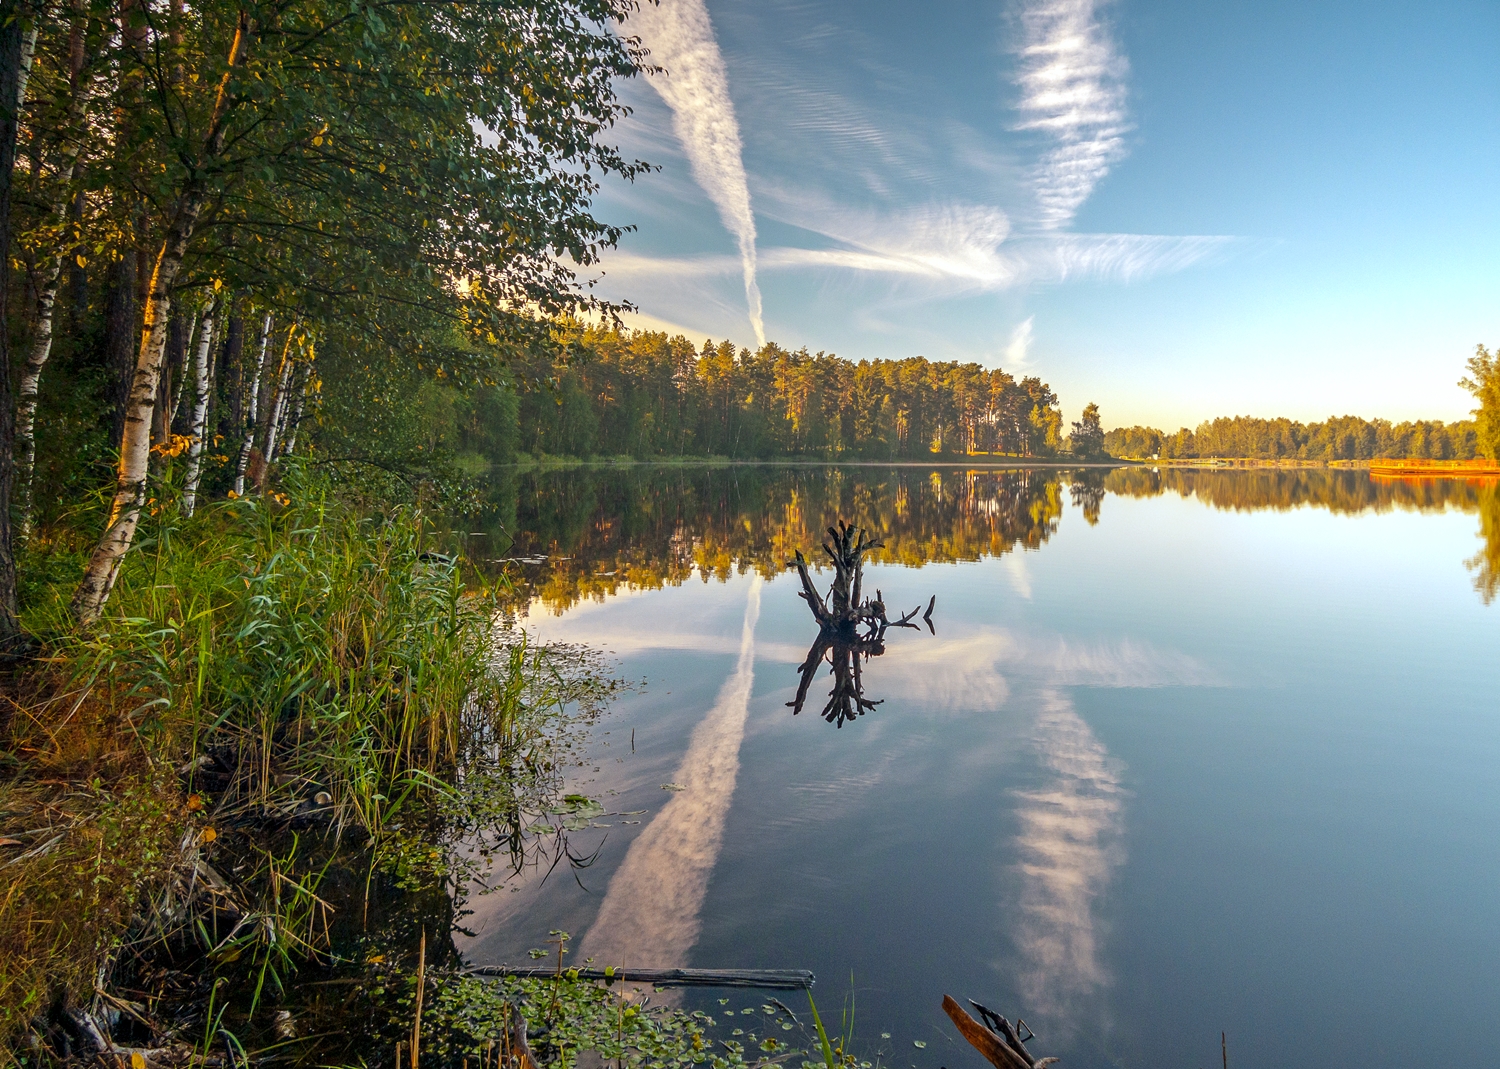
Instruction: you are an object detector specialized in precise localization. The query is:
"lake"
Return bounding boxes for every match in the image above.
[460,465,1500,1069]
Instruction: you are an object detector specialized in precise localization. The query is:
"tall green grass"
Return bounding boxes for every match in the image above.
[3,470,619,1052]
[24,465,612,843]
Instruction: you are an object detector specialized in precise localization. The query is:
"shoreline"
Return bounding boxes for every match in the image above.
[497,455,1487,472]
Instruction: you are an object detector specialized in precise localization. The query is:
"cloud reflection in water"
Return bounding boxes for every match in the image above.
[578,576,763,970]
[1010,688,1126,1027]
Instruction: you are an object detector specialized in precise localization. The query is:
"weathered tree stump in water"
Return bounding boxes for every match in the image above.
[786,521,934,727]
[942,995,1059,1069]
[787,521,928,639]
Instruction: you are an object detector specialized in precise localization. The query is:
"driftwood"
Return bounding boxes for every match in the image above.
[786,521,933,727]
[466,966,815,990]
[787,521,925,639]
[941,995,1058,1069]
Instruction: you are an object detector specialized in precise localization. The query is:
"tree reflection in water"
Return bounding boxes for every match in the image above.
[475,463,1500,613]
[1068,470,1106,526]
[784,521,933,727]
[1468,483,1500,603]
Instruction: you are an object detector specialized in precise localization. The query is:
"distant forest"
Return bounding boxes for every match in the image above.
[490,324,1069,460]
[1105,345,1500,462]
[1105,416,1480,462]
[434,332,1500,467]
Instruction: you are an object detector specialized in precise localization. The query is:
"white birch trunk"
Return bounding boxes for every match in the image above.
[70,211,198,624]
[261,349,295,469]
[175,310,200,427]
[15,15,40,111]
[232,312,271,495]
[180,296,216,516]
[70,8,252,626]
[15,255,62,541]
[281,362,310,457]
[15,5,89,540]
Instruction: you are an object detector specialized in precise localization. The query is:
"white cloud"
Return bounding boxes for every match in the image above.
[599,216,1234,296]
[625,0,767,347]
[1012,0,1133,229]
[1005,316,1036,371]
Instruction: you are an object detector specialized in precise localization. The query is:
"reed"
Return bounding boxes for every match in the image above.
[21,469,548,834]
[1,469,614,1052]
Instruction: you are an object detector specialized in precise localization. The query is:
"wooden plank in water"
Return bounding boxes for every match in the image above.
[465,966,815,990]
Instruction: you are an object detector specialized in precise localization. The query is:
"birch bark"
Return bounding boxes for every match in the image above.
[70,11,253,625]
[261,345,295,470]
[181,296,216,516]
[13,6,88,531]
[232,312,271,495]
[0,0,42,645]
[281,362,310,457]
[15,255,62,540]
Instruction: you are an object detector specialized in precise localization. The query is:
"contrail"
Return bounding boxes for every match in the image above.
[627,0,766,347]
[579,576,763,972]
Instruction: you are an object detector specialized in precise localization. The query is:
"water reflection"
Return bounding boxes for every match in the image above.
[476,464,1499,610]
[480,465,1061,613]
[1069,471,1106,526]
[785,521,933,727]
[578,577,762,971]
[1011,690,1125,1029]
[462,463,1500,1068]
[1467,483,1500,603]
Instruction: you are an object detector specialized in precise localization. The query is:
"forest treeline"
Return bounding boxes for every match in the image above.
[502,323,1070,460]
[1105,414,1481,461]
[1105,347,1500,462]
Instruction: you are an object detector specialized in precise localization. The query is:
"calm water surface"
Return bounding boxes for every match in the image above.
[461,466,1500,1069]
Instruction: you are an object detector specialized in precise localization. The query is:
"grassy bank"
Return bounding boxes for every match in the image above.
[0,472,777,1066]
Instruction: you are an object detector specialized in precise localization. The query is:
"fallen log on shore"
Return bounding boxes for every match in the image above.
[465,966,816,990]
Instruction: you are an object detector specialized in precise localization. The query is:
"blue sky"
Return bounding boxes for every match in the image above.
[584,0,1500,430]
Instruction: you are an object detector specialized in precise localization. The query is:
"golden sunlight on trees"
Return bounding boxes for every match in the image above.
[1460,344,1499,460]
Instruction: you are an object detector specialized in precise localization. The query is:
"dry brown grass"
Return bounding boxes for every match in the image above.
[0,675,190,1052]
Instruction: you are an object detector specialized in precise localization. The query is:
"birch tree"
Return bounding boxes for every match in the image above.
[232,312,271,495]
[0,0,46,646]
[180,294,217,515]
[69,9,252,624]
[13,0,93,540]
[66,0,649,623]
